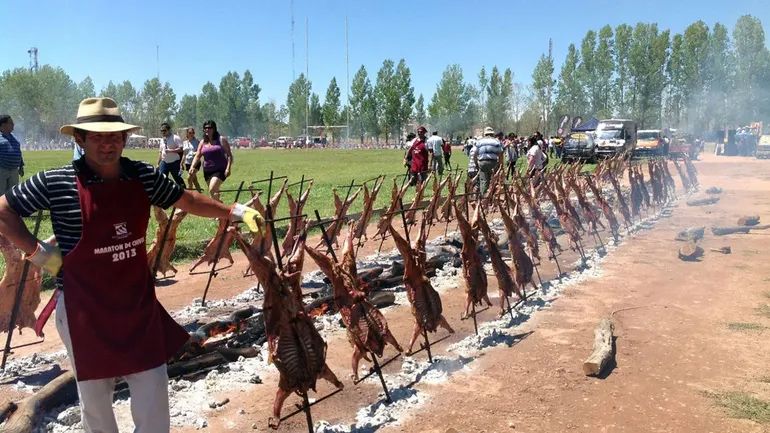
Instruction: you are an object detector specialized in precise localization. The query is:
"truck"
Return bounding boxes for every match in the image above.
[634,129,670,157]
[561,131,596,162]
[756,135,770,159]
[594,119,637,158]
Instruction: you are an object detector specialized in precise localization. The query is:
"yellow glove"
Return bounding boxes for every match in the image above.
[27,240,62,275]
[230,203,265,234]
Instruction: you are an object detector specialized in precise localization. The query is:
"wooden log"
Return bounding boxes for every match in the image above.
[711,226,751,236]
[582,318,615,376]
[737,215,760,226]
[1,370,77,433]
[678,241,704,261]
[686,196,719,206]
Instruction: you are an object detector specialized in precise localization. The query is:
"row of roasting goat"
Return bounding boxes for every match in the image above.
[0,155,699,430]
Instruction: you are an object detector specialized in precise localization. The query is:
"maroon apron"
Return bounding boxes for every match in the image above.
[62,175,189,381]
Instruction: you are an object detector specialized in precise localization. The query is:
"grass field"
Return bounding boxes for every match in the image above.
[6,146,581,284]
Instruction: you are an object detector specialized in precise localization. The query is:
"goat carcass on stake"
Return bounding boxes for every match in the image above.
[147,206,188,277]
[235,224,343,430]
[453,201,493,319]
[388,217,454,354]
[305,225,403,380]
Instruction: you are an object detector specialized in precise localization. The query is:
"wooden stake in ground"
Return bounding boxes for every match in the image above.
[582,317,615,376]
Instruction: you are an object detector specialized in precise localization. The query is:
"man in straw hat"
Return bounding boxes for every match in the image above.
[474,126,503,194]
[0,97,264,432]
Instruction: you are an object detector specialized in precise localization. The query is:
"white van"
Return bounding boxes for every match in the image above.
[595,119,637,158]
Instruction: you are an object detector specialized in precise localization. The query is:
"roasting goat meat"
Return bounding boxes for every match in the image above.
[316,185,362,249]
[683,156,699,189]
[525,184,562,258]
[565,170,605,233]
[439,172,463,223]
[541,180,582,253]
[147,206,188,277]
[476,206,523,316]
[635,166,651,209]
[375,179,410,241]
[281,180,313,258]
[507,185,541,263]
[388,217,453,353]
[608,172,633,228]
[353,176,385,243]
[453,201,492,319]
[497,199,537,296]
[672,159,692,192]
[305,225,402,380]
[646,161,663,206]
[627,163,642,219]
[405,173,432,224]
[189,218,236,272]
[551,169,585,233]
[585,175,620,237]
[0,234,44,334]
[236,225,343,430]
[423,176,450,228]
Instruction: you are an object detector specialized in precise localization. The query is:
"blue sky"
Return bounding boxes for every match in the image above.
[3,0,768,106]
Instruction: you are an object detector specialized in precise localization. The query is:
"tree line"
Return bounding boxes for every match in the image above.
[0,15,767,144]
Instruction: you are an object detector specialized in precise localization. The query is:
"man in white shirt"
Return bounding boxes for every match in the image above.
[426,131,445,176]
[157,122,184,186]
[526,136,546,191]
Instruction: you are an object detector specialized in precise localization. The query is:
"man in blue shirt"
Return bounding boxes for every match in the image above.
[0,115,24,193]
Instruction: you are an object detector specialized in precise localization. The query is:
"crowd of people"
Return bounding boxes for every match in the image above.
[402,125,553,195]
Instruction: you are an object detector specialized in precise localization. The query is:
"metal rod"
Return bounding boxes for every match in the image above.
[370,354,392,403]
[152,206,176,280]
[201,181,245,306]
[353,352,401,384]
[405,333,451,357]
[251,175,288,185]
[2,210,44,370]
[265,172,284,270]
[264,214,307,224]
[279,387,343,421]
[421,328,433,363]
[314,210,338,262]
[301,391,313,433]
[471,302,479,335]
[288,175,311,189]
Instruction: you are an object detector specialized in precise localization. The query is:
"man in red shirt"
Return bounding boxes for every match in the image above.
[441,137,452,171]
[403,126,430,185]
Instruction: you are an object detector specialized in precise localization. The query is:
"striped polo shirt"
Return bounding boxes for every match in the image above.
[6,157,184,287]
[0,133,24,170]
[476,137,503,161]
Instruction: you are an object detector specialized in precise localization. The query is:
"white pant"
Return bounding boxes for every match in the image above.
[55,294,171,433]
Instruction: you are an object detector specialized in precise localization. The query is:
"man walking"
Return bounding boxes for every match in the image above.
[157,122,184,186]
[404,126,429,185]
[0,97,264,433]
[527,136,547,193]
[0,115,24,193]
[474,127,503,194]
[426,131,444,176]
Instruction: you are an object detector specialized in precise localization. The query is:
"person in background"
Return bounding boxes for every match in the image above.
[464,135,476,156]
[441,136,452,171]
[189,120,233,201]
[0,115,24,193]
[474,127,503,194]
[403,132,416,171]
[182,127,201,191]
[73,140,85,161]
[404,126,429,186]
[505,133,518,179]
[0,97,264,433]
[426,131,444,176]
[467,137,479,190]
[157,122,184,186]
[527,136,547,193]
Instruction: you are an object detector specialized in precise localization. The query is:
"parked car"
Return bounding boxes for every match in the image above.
[561,132,596,162]
[275,136,292,148]
[594,119,637,158]
[634,129,670,157]
[669,130,692,158]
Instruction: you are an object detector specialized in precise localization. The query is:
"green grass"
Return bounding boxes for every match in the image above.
[704,391,770,424]
[727,322,768,332]
[5,147,594,286]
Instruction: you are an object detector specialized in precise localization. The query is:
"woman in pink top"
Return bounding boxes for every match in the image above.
[189,120,233,201]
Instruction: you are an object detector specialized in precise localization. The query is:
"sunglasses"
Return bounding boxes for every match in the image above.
[203,126,212,130]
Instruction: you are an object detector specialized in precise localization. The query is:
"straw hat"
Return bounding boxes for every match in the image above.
[60,97,140,136]
[483,126,495,136]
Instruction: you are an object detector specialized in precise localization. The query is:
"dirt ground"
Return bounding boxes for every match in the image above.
[3,153,770,433]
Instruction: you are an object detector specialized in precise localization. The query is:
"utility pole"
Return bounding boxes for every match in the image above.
[345,16,350,147]
[305,17,309,142]
[291,0,296,80]
[545,38,553,136]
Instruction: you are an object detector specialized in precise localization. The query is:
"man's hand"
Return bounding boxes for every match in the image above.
[230,203,265,235]
[27,240,62,275]
[18,167,24,177]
